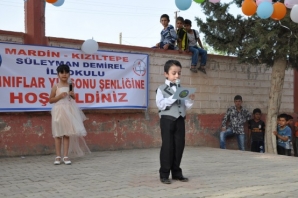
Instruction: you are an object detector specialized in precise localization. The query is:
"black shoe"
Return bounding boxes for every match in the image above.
[197,67,206,74]
[172,176,189,182]
[160,178,171,184]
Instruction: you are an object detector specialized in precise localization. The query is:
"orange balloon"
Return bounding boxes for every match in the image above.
[241,0,257,16]
[271,2,287,20]
[46,0,58,3]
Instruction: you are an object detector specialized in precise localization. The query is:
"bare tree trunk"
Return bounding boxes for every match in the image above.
[265,59,287,154]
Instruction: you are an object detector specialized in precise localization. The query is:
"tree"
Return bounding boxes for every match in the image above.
[202,39,227,55]
[196,1,298,153]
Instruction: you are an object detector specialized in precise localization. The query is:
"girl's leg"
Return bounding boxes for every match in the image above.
[54,137,62,164]
[62,136,71,165]
[63,136,70,157]
[55,137,62,156]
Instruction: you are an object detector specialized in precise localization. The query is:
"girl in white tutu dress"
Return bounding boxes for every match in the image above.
[49,64,90,165]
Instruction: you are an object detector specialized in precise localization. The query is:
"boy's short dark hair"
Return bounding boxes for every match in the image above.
[160,14,170,21]
[234,95,242,101]
[57,64,70,73]
[253,108,261,114]
[164,60,182,73]
[287,114,293,120]
[278,113,289,121]
[184,19,192,26]
[176,16,184,23]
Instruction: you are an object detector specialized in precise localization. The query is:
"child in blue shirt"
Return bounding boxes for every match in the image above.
[273,113,292,156]
[155,14,177,50]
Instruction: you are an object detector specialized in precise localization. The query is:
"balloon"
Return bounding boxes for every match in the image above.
[285,0,298,9]
[290,5,298,23]
[271,2,287,20]
[46,0,58,3]
[175,0,192,11]
[81,39,98,54]
[256,0,272,6]
[241,0,257,16]
[53,0,65,7]
[257,2,274,19]
[194,0,205,3]
[209,0,220,3]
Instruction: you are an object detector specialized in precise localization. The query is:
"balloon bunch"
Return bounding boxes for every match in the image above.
[241,0,298,22]
[45,0,65,7]
[175,0,220,11]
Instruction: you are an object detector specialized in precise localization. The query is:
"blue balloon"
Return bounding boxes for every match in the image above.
[53,0,65,7]
[175,0,192,11]
[257,2,274,19]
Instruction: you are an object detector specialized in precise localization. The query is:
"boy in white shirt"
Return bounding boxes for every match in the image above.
[184,19,207,74]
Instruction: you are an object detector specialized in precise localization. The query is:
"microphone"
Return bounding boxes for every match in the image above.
[175,79,181,105]
[68,78,73,92]
[68,79,74,99]
[175,79,180,87]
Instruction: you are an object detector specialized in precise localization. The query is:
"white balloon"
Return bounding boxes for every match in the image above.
[256,0,272,6]
[209,0,220,3]
[290,5,298,23]
[81,39,98,54]
[285,0,298,9]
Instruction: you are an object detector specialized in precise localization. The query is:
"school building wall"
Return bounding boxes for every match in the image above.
[0,30,296,156]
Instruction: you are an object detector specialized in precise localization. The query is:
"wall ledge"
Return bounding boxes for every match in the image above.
[0,30,24,38]
[47,36,237,61]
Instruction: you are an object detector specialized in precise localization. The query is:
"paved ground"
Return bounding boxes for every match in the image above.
[1,147,298,198]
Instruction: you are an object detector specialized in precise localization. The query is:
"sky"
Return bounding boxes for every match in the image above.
[0,0,242,48]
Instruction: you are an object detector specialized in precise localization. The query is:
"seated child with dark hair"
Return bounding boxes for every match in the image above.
[155,14,177,50]
[273,113,292,156]
[176,16,188,53]
[248,108,265,153]
[184,19,207,74]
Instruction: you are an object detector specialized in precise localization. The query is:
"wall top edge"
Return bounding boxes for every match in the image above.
[0,30,24,37]
[47,36,236,60]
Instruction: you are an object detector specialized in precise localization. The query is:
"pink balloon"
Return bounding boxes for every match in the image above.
[285,0,298,9]
[209,0,220,3]
[256,0,272,6]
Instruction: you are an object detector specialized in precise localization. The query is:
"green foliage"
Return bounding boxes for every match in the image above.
[202,40,227,55]
[195,1,298,67]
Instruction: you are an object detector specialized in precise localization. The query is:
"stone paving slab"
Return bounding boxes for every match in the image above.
[1,147,298,198]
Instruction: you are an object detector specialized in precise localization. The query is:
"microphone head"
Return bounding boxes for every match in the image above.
[175,79,180,85]
[68,79,73,91]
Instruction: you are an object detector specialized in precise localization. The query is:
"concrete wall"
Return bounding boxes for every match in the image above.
[0,32,295,156]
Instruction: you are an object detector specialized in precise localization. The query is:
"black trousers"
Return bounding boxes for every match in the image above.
[159,116,185,179]
[251,141,265,153]
[277,145,291,156]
